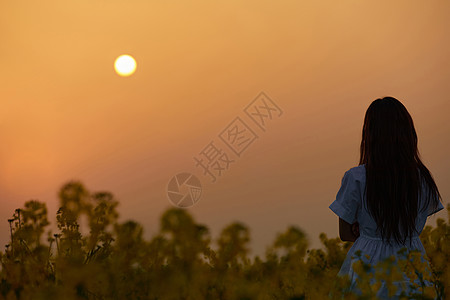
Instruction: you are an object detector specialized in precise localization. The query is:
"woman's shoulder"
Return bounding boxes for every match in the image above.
[345,164,366,180]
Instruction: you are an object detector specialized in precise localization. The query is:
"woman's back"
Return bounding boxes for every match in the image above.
[329,164,444,298]
[349,164,435,240]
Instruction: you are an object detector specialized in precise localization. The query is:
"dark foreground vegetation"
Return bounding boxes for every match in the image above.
[0,181,448,299]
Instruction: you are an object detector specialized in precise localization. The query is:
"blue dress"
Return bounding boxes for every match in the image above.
[329,164,444,298]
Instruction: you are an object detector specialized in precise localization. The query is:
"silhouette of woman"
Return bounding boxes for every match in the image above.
[329,96,444,298]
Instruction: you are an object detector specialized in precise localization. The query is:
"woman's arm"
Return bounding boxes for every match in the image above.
[339,218,359,242]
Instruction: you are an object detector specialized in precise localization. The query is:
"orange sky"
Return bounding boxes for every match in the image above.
[1,0,449,257]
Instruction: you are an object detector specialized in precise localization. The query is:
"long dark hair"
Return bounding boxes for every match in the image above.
[359,96,442,245]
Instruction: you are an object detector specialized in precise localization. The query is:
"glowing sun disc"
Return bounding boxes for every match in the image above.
[114,54,137,77]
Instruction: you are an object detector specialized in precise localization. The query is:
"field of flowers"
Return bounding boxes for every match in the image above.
[0,181,448,299]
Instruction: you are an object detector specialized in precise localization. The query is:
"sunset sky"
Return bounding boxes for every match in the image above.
[1,0,449,257]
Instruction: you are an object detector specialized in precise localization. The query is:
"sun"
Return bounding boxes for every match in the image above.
[114,54,137,77]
